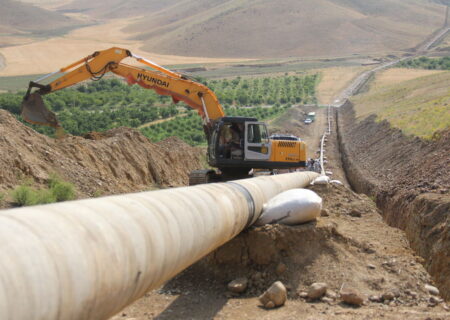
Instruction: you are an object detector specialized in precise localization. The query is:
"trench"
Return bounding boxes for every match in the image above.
[335,101,450,301]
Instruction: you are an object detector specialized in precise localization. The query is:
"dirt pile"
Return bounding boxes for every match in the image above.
[0,110,203,203]
[337,102,450,300]
[115,184,449,319]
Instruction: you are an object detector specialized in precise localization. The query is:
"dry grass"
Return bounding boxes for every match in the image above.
[351,70,450,139]
[371,68,446,90]
[315,66,368,104]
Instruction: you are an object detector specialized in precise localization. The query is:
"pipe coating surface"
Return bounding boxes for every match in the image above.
[0,172,318,320]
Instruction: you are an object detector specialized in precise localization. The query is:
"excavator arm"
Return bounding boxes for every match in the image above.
[22,47,224,131]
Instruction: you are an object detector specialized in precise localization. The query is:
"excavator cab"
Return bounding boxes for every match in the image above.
[208,116,272,170]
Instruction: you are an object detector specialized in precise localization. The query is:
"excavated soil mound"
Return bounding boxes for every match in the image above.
[338,102,450,300]
[0,110,202,203]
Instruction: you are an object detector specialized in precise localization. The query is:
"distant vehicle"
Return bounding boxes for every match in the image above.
[304,118,313,124]
[269,134,300,141]
[307,112,316,121]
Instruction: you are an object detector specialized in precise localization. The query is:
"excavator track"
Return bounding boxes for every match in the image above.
[188,170,217,186]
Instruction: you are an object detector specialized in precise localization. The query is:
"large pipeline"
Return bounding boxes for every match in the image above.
[0,172,318,320]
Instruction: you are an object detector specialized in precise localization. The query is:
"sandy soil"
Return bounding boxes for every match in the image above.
[0,18,250,76]
[315,67,368,105]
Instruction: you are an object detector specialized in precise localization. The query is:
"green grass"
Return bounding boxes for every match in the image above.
[352,71,450,139]
[11,176,76,207]
[48,174,76,202]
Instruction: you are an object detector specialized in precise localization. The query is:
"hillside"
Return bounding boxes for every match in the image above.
[121,0,445,58]
[351,70,450,139]
[54,0,448,58]
[58,0,180,18]
[0,0,80,36]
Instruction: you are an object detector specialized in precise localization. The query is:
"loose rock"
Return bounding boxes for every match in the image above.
[429,296,442,305]
[298,291,308,299]
[349,209,362,217]
[321,297,333,304]
[276,263,287,275]
[326,290,337,300]
[259,281,287,308]
[369,295,382,303]
[424,284,439,296]
[307,282,327,300]
[382,292,395,301]
[340,287,364,306]
[228,277,248,293]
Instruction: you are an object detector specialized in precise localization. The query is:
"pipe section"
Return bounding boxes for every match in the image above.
[0,172,318,320]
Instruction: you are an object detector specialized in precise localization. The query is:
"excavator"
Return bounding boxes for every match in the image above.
[21,47,307,185]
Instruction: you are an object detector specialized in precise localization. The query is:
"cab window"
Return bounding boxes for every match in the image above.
[247,124,269,144]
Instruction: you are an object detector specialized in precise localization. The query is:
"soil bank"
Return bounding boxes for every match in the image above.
[337,101,449,300]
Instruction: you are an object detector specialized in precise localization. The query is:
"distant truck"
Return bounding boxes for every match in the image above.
[304,112,316,124]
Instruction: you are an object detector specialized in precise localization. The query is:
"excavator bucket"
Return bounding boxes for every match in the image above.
[21,92,60,128]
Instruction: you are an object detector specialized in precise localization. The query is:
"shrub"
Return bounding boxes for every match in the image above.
[36,189,57,204]
[48,175,76,202]
[12,185,38,206]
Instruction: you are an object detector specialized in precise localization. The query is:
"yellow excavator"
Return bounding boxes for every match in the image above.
[21,47,307,184]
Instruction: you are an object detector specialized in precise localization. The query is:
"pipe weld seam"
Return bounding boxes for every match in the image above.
[226,182,256,228]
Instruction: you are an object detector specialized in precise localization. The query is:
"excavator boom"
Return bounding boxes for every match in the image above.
[21,47,224,130]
